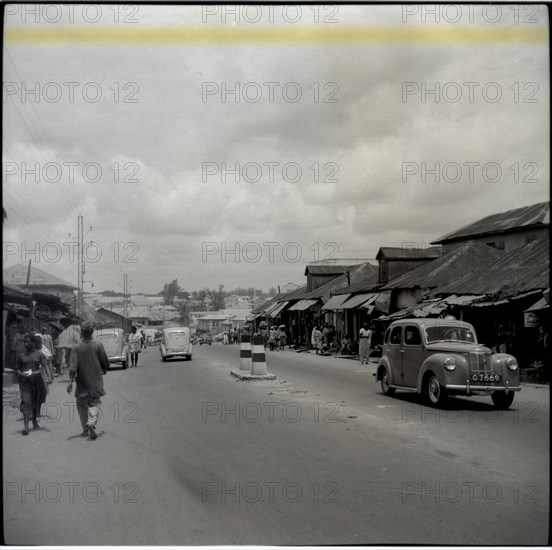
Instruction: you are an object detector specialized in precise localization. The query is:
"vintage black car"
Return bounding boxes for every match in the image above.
[376,319,521,408]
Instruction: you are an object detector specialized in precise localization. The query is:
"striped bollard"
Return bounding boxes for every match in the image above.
[251,334,268,376]
[239,334,252,371]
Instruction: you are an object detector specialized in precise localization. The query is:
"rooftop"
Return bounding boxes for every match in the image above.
[431,201,549,245]
[376,247,442,261]
[383,241,504,290]
[3,264,78,290]
[430,233,549,299]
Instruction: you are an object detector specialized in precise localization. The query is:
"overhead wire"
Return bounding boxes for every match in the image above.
[3,46,83,213]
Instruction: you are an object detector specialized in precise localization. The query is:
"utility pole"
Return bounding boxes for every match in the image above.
[123,274,128,318]
[70,215,92,318]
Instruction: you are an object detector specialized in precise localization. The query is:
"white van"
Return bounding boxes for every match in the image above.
[160,327,192,361]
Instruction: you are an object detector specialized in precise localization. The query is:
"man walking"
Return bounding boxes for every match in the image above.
[67,322,109,440]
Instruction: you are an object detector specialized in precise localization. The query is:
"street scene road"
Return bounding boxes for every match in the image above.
[3,344,549,546]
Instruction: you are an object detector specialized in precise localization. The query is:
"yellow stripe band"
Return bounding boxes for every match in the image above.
[4,25,548,45]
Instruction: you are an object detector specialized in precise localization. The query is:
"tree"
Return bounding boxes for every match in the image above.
[176,301,191,326]
[161,279,189,305]
[211,284,225,311]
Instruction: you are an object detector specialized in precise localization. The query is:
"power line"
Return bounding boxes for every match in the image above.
[3,47,82,213]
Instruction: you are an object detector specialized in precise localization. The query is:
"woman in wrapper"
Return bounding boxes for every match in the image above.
[35,333,54,383]
[128,326,142,367]
[16,333,49,435]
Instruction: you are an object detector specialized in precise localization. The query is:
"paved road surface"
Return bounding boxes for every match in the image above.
[3,344,549,545]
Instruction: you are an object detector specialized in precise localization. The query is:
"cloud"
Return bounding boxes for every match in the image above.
[3,9,549,292]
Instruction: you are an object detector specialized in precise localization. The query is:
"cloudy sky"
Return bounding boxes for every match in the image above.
[2,4,549,294]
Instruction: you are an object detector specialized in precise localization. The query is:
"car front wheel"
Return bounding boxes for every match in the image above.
[491,391,515,409]
[380,366,396,396]
[424,373,447,407]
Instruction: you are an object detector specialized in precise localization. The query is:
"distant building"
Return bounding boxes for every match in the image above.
[304,265,356,293]
[431,201,549,253]
[224,295,252,309]
[3,264,77,303]
[375,247,441,285]
[280,282,302,294]
[196,312,229,334]
[111,305,180,327]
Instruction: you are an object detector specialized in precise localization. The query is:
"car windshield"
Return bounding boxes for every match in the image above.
[425,325,475,344]
[97,333,117,342]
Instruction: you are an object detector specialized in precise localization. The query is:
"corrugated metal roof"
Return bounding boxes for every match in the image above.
[280,284,308,301]
[271,302,289,317]
[332,271,382,295]
[251,285,308,315]
[431,234,549,298]
[376,247,442,260]
[252,295,281,314]
[4,264,78,289]
[383,241,503,289]
[525,297,549,312]
[341,293,377,310]
[432,201,549,244]
[297,262,379,300]
[304,265,355,276]
[321,294,351,310]
[263,302,282,316]
[288,299,319,311]
[4,282,33,299]
[111,306,180,321]
[197,313,229,321]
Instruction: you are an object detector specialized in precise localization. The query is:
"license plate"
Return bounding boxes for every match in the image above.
[107,352,116,357]
[472,374,501,383]
[171,348,184,352]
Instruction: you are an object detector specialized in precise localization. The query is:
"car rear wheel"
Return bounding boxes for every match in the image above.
[162,357,167,362]
[122,361,128,369]
[424,373,447,407]
[491,391,515,409]
[186,355,191,361]
[380,367,395,396]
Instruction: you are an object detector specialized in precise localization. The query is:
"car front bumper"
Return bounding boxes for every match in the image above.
[446,383,521,394]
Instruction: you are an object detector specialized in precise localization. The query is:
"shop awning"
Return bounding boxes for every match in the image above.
[378,299,448,320]
[378,308,411,321]
[263,302,281,316]
[374,290,392,313]
[288,299,319,311]
[269,301,288,317]
[3,283,33,305]
[341,293,377,310]
[321,294,351,311]
[442,294,482,306]
[525,297,549,312]
[248,312,263,320]
[359,293,379,308]
[472,290,542,308]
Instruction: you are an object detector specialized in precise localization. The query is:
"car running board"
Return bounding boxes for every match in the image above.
[389,385,418,393]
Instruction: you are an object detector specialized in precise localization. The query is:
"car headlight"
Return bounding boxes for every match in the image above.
[444,357,456,371]
[506,357,519,371]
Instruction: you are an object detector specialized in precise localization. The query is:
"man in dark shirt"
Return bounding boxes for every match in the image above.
[67,322,109,440]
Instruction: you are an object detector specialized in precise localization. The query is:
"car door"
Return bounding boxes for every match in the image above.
[385,325,404,385]
[402,324,425,388]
